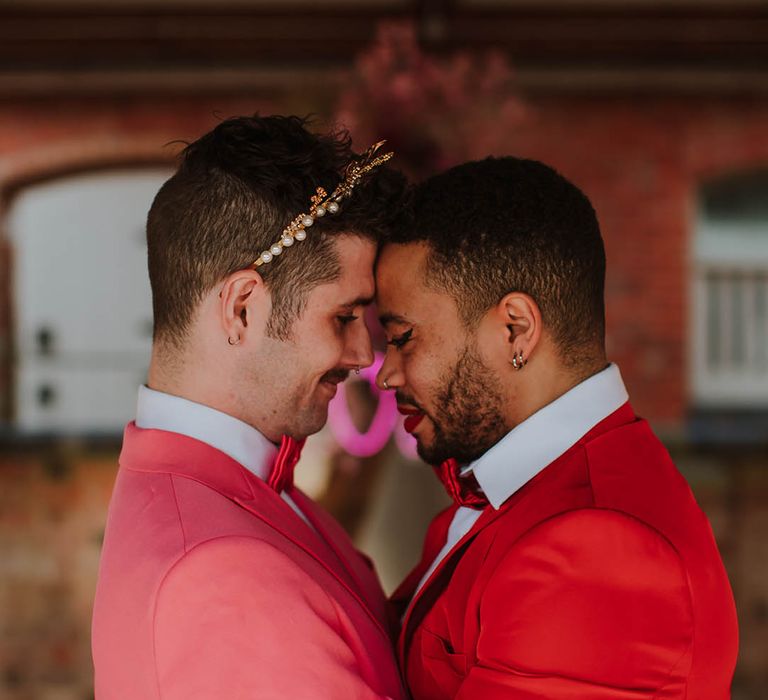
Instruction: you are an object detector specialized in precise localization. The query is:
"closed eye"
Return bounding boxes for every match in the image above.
[337,315,358,326]
[387,329,413,349]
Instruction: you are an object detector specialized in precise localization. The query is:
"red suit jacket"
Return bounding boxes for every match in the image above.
[92,424,404,699]
[392,404,738,699]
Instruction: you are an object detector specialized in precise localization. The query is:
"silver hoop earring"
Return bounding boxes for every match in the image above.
[228,335,240,346]
[513,350,527,370]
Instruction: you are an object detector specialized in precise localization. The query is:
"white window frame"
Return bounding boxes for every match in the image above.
[691,203,768,408]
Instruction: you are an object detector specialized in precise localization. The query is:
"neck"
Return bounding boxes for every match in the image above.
[146,342,216,409]
[505,351,607,429]
[147,340,283,444]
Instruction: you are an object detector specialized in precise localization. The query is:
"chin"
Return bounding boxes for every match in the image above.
[293,405,330,438]
[415,438,444,467]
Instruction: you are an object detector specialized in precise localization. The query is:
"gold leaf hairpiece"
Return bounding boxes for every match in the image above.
[252,140,394,267]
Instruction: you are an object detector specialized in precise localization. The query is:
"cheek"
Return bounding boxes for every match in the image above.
[402,351,440,402]
[302,327,345,374]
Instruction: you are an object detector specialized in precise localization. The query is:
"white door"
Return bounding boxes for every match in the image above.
[7,168,171,434]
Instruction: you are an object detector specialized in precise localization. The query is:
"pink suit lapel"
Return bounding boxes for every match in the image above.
[120,423,391,645]
[233,482,390,642]
[288,488,391,632]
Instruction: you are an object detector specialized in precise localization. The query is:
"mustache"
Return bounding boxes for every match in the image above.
[395,391,425,413]
[320,369,351,384]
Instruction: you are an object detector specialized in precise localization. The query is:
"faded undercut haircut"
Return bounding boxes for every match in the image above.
[147,114,407,346]
[389,157,606,365]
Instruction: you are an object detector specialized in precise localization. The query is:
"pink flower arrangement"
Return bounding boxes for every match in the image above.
[336,22,530,179]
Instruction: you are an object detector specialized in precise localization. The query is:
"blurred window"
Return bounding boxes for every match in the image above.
[7,169,170,436]
[692,170,768,408]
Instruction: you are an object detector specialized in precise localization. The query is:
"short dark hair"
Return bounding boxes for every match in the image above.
[147,115,406,345]
[389,157,606,363]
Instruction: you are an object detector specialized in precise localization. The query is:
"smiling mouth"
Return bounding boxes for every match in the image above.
[320,369,350,387]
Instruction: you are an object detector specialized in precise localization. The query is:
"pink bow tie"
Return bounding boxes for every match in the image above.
[267,435,306,493]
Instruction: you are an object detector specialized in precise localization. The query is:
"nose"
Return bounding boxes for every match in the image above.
[375,346,403,391]
[349,320,375,370]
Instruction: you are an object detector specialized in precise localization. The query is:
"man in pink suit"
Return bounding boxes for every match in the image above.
[91,115,406,699]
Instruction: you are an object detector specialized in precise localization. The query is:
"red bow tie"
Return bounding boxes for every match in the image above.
[267,435,306,493]
[435,458,489,509]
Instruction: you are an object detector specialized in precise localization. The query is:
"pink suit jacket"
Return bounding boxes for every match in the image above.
[92,423,404,699]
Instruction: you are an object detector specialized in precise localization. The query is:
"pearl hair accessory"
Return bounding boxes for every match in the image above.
[252,140,394,268]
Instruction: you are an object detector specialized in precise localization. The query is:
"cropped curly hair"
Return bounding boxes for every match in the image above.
[147,114,407,345]
[388,156,606,364]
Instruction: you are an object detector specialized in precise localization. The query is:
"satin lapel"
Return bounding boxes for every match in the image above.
[234,479,391,643]
[397,504,494,670]
[390,565,427,621]
[390,504,458,620]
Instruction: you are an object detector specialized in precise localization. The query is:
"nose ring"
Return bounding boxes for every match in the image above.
[382,378,390,390]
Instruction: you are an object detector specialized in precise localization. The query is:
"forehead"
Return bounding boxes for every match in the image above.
[307,234,376,307]
[376,242,457,324]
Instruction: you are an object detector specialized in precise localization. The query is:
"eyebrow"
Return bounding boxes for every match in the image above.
[378,312,410,327]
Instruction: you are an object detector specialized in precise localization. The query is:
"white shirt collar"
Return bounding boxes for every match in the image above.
[135,385,278,481]
[467,363,629,510]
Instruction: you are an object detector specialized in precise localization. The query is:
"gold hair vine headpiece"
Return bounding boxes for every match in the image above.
[252,140,394,267]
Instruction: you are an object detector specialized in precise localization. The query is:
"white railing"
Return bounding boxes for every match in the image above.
[692,263,768,407]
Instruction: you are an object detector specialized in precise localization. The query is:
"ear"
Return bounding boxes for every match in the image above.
[218,268,270,345]
[496,292,542,367]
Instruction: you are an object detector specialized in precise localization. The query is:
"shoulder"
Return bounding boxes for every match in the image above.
[495,507,687,588]
[477,509,694,685]
[159,535,320,594]
[480,509,693,634]
[153,536,336,637]
[519,506,676,544]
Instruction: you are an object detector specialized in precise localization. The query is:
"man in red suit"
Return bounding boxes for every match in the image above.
[375,157,738,699]
[91,116,406,698]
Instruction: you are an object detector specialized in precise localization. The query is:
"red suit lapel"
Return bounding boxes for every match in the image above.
[394,403,638,672]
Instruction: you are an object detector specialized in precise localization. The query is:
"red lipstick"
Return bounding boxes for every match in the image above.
[403,414,424,432]
[398,405,425,433]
